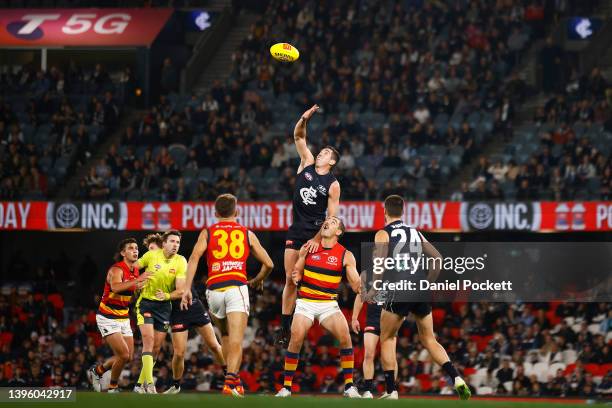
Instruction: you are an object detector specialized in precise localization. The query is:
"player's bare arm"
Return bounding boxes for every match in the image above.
[247,230,274,291]
[291,245,309,285]
[351,274,365,334]
[420,232,442,282]
[344,251,361,294]
[294,104,318,173]
[108,267,151,292]
[181,229,208,309]
[362,229,389,303]
[157,277,186,301]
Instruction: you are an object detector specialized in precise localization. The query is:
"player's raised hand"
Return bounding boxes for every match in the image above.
[180,290,192,310]
[301,104,319,122]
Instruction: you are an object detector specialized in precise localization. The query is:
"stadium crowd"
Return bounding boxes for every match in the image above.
[0,63,128,199]
[0,281,610,397]
[458,65,612,201]
[83,0,542,201]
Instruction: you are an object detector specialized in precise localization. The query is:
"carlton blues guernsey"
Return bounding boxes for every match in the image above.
[382,220,431,317]
[286,164,336,249]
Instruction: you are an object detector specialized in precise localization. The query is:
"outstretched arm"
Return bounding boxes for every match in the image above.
[247,230,274,291]
[295,104,318,173]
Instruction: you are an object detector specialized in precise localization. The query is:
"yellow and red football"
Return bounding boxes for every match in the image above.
[270,43,300,62]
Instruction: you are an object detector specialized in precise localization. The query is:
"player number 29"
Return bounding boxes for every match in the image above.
[212,230,245,259]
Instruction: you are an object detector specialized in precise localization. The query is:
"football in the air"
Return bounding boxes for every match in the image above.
[270,43,300,62]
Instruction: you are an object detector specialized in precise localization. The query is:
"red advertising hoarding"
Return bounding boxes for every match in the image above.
[0,8,173,47]
[0,201,610,232]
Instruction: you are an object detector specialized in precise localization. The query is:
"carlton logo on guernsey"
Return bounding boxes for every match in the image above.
[206,221,250,291]
[97,261,139,320]
[298,243,346,302]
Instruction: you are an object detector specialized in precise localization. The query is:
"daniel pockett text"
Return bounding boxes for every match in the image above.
[361,242,612,303]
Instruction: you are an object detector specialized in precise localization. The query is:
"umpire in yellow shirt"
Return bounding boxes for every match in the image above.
[135,230,186,394]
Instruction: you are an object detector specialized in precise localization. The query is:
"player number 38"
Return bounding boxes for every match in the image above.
[211,230,245,259]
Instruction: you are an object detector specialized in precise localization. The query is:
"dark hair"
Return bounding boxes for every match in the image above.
[215,194,237,218]
[115,238,137,261]
[162,230,182,242]
[323,145,340,167]
[143,233,163,249]
[384,195,404,218]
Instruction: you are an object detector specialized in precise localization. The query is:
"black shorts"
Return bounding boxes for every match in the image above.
[170,298,211,333]
[383,302,432,318]
[136,298,171,332]
[285,223,320,250]
[364,303,383,336]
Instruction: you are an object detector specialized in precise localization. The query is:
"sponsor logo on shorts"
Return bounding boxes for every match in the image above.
[285,240,294,246]
[364,326,376,332]
[143,312,152,317]
[304,172,313,181]
[212,262,220,272]
[172,323,185,330]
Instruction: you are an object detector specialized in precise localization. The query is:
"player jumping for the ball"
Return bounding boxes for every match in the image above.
[377,195,471,400]
[275,216,361,398]
[278,104,341,346]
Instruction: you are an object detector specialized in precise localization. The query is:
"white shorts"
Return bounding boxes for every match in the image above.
[96,314,133,337]
[295,299,341,323]
[206,286,250,319]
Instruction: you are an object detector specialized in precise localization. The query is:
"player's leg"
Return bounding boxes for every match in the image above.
[209,315,229,374]
[379,309,404,399]
[276,313,313,396]
[224,311,248,394]
[105,333,130,392]
[362,332,379,397]
[168,330,188,393]
[320,311,360,397]
[137,322,156,392]
[279,247,300,345]
[196,323,226,367]
[415,312,470,400]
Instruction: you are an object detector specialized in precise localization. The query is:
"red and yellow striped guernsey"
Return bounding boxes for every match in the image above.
[97,261,139,320]
[206,221,250,291]
[298,243,346,302]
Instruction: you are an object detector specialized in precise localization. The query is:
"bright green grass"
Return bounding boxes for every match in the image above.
[41,392,596,408]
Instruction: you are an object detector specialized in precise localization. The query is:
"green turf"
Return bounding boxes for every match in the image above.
[41,392,595,408]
